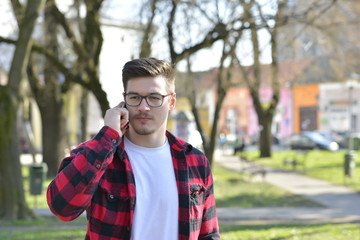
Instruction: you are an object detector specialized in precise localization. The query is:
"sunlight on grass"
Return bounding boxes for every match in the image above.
[219,223,360,240]
[244,150,360,192]
[0,229,86,240]
[213,165,321,207]
[1,220,358,240]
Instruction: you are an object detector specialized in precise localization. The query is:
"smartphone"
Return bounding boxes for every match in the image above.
[122,101,127,109]
[121,101,129,129]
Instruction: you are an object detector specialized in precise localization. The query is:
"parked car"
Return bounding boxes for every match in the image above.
[316,131,346,149]
[288,132,339,151]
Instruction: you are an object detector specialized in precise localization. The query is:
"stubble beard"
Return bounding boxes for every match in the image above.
[131,113,155,136]
[133,126,155,136]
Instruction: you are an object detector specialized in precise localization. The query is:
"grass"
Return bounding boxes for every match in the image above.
[241,149,360,192]
[21,162,321,210]
[1,217,359,240]
[0,163,356,239]
[23,149,359,210]
[0,216,87,240]
[213,165,321,207]
[0,230,86,240]
[219,223,360,239]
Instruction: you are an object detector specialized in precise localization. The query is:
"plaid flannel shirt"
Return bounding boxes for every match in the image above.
[47,126,220,239]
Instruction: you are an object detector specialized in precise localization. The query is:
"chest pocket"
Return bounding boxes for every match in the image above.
[190,184,206,220]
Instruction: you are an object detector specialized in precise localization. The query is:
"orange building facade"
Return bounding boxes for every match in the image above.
[218,88,250,139]
[292,84,319,133]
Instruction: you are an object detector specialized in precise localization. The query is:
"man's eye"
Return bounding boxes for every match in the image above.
[129,95,140,100]
[149,95,162,101]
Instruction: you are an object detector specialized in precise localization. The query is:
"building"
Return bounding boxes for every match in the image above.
[292,84,319,133]
[319,81,360,133]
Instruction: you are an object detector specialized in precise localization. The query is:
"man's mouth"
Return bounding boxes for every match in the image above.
[135,115,152,123]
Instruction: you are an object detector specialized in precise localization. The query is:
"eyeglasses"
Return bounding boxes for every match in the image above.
[124,93,173,107]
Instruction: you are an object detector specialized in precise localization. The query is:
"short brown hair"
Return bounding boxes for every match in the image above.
[122,57,175,93]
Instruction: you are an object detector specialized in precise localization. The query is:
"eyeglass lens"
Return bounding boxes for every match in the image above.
[125,94,165,107]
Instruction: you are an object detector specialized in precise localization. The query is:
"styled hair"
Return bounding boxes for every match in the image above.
[122,57,175,93]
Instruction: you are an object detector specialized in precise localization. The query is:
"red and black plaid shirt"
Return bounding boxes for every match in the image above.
[47,126,220,239]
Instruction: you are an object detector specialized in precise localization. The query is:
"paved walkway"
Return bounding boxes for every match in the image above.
[215,151,360,224]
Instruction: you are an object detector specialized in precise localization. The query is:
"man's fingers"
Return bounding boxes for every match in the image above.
[104,101,129,135]
[115,101,125,108]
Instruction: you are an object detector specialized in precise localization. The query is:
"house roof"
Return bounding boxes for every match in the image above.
[178,58,313,91]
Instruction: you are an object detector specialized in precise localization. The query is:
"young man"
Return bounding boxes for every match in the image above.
[47,57,220,240]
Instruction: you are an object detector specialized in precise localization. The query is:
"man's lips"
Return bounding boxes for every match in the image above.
[135,115,152,122]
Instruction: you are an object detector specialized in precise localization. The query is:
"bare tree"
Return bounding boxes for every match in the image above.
[139,0,159,58]
[281,0,360,84]
[166,0,234,165]
[0,0,45,220]
[233,0,285,157]
[133,0,233,165]
[232,0,343,157]
[2,0,110,176]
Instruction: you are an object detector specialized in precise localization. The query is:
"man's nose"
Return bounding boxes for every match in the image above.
[138,97,150,110]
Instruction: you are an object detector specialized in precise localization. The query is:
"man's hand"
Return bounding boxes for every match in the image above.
[104,101,129,137]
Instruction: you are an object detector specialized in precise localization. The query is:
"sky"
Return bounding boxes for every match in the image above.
[100,0,272,71]
[0,0,272,73]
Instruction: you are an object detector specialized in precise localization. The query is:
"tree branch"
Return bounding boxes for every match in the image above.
[49,0,87,59]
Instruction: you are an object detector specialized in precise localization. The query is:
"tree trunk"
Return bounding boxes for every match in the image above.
[258,116,273,158]
[39,1,66,177]
[0,91,25,220]
[205,88,226,166]
[0,0,45,220]
[80,88,89,142]
[40,101,67,177]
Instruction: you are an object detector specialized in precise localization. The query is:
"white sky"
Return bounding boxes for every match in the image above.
[0,0,271,72]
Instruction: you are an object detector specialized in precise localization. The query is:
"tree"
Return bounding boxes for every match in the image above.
[120,0,351,161]
[3,0,110,176]
[166,0,235,165]
[0,0,45,220]
[26,0,68,177]
[233,0,285,157]
[233,0,341,157]
[280,0,360,84]
[136,0,232,165]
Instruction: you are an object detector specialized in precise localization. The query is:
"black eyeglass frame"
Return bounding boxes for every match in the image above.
[123,93,173,108]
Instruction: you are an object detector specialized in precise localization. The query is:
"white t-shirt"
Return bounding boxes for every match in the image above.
[124,137,179,240]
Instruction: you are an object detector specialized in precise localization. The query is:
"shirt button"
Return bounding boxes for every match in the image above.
[109,194,114,199]
[96,163,101,169]
[112,139,117,144]
[127,227,130,231]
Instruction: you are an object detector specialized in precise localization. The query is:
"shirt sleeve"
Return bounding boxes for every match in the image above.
[199,157,221,239]
[46,126,121,221]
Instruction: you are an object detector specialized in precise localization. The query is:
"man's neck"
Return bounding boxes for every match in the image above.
[125,129,167,148]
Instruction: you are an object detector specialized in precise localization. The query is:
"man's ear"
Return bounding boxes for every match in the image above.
[169,93,176,110]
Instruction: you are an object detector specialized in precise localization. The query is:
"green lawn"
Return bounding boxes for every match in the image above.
[1,217,359,240]
[220,223,360,240]
[1,163,356,239]
[213,165,321,207]
[21,162,321,209]
[242,150,360,192]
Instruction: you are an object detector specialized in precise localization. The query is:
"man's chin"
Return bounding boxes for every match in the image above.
[133,127,155,136]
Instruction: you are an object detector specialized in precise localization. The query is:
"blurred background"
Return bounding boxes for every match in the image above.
[1,0,360,239]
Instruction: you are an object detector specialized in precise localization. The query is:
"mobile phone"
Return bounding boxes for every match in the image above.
[122,101,127,109]
[121,101,129,129]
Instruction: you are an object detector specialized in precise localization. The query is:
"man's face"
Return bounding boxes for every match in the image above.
[125,76,175,136]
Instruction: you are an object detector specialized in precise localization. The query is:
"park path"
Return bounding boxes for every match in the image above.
[215,151,360,224]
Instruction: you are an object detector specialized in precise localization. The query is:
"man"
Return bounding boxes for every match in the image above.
[47,57,220,240]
